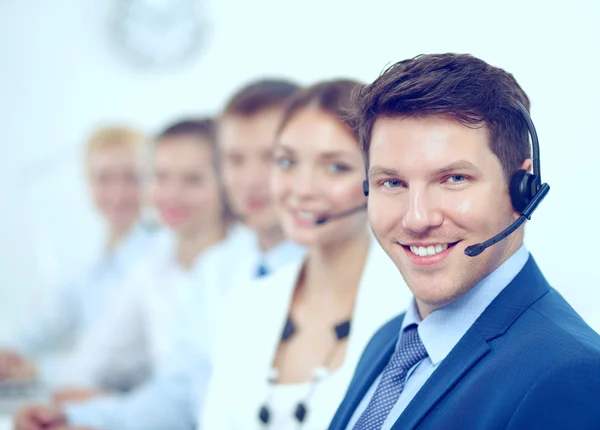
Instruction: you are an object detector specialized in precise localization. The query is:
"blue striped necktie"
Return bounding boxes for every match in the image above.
[353,324,428,429]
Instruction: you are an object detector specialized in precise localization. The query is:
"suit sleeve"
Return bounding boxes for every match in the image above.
[507,352,600,429]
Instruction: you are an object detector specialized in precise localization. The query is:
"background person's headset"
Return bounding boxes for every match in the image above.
[361,101,550,257]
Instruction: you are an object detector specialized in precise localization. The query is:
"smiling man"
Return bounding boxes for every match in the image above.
[330,54,600,430]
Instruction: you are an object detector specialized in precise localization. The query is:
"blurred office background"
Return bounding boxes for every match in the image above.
[0,0,599,335]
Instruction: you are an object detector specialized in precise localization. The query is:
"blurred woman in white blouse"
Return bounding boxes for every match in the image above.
[200,80,412,430]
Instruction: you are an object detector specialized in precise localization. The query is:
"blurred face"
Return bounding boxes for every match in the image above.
[88,145,142,232]
[368,115,527,317]
[152,136,223,237]
[219,108,283,232]
[271,108,367,247]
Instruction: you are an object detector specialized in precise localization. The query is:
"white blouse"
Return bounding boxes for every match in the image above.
[200,235,413,430]
[262,381,317,430]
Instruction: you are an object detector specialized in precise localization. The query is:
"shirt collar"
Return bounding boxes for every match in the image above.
[262,240,306,271]
[400,245,529,365]
[244,228,306,273]
[188,226,250,276]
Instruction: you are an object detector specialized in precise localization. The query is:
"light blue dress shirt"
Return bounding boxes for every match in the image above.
[346,245,529,429]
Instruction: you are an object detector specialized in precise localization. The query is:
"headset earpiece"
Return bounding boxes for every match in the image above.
[363,179,369,197]
[509,169,539,213]
[465,101,550,257]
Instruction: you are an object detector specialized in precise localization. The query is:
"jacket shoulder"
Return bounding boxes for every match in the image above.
[529,287,600,355]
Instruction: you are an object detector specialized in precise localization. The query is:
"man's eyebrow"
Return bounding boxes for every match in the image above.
[433,160,481,176]
[273,143,293,152]
[368,160,482,179]
[368,165,400,178]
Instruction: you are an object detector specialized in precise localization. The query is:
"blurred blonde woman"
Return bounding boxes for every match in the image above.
[0,126,156,390]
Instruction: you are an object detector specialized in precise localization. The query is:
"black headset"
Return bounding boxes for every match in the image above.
[509,102,546,212]
[362,102,550,257]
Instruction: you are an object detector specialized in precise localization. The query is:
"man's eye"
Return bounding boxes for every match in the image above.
[446,175,467,184]
[382,179,402,188]
[275,157,294,169]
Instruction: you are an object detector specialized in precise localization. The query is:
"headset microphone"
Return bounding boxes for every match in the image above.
[464,183,549,256]
[315,204,368,225]
[464,101,550,257]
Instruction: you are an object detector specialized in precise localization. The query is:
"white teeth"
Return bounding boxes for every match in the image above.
[297,211,316,220]
[409,243,449,257]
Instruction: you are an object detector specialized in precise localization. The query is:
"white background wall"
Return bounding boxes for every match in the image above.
[1,0,599,335]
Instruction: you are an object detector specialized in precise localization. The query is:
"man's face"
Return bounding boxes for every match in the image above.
[219,108,283,232]
[367,115,526,317]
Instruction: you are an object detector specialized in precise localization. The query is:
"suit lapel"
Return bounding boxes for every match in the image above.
[335,315,404,427]
[392,330,491,429]
[343,336,397,424]
[392,256,550,429]
[348,237,413,361]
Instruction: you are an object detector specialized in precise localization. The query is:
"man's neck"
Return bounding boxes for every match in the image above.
[416,236,525,319]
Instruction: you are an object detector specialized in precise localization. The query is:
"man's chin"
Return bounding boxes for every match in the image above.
[397,267,456,301]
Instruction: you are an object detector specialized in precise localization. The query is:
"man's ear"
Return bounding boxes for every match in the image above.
[520,158,533,173]
[509,158,534,218]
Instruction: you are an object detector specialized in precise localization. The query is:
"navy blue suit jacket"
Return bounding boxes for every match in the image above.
[330,256,600,429]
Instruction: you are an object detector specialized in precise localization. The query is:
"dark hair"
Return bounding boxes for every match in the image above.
[277,79,364,139]
[157,118,216,143]
[156,117,217,164]
[355,53,531,180]
[223,79,301,117]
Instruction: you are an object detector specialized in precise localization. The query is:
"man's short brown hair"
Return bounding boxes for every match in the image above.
[223,79,301,117]
[354,53,532,180]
